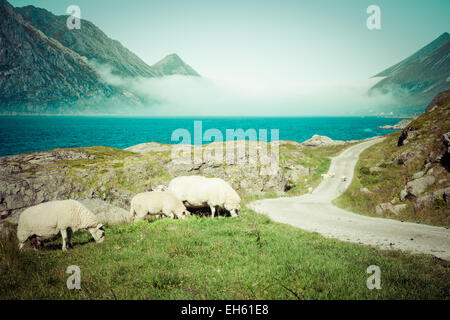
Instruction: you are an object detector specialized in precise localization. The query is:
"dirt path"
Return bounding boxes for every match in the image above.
[249,138,450,260]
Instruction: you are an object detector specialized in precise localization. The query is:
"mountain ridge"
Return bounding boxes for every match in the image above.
[150,53,201,77]
[369,32,450,112]
[373,32,450,78]
[0,0,142,114]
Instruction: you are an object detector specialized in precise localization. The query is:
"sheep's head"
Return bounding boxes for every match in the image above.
[225,202,241,217]
[89,224,105,243]
[179,209,191,219]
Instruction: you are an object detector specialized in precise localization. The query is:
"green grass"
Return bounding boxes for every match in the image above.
[1,209,448,300]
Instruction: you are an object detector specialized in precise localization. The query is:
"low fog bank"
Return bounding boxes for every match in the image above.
[97,64,405,117]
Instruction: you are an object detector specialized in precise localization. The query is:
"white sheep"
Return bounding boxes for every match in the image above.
[308,187,313,194]
[130,191,190,221]
[341,176,347,182]
[168,176,241,218]
[17,200,105,251]
[329,172,336,178]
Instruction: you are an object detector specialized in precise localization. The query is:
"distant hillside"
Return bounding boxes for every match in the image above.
[0,0,141,114]
[151,53,200,77]
[0,0,201,114]
[374,32,449,77]
[336,89,450,226]
[16,6,200,79]
[370,32,450,112]
[15,5,158,78]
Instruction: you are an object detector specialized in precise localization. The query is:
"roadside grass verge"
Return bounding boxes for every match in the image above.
[334,132,450,227]
[1,208,448,300]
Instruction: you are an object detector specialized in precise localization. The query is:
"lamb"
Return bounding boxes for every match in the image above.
[168,176,241,218]
[17,200,105,251]
[130,191,190,221]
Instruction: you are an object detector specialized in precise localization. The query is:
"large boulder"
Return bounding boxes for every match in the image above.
[78,199,134,225]
[400,175,436,200]
[375,202,407,215]
[415,187,450,210]
[301,135,345,148]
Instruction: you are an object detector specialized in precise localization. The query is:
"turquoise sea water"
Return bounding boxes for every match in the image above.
[0,116,402,157]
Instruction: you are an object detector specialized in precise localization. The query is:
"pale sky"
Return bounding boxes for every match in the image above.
[9,0,450,86]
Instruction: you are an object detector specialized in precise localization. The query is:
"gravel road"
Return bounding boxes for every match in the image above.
[249,138,450,260]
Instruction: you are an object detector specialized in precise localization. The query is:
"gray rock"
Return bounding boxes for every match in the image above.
[285,164,311,184]
[301,135,345,148]
[412,171,425,179]
[400,176,436,200]
[369,167,382,173]
[125,142,173,153]
[360,187,371,194]
[415,187,450,209]
[79,199,134,226]
[391,204,408,215]
[375,202,407,215]
[378,119,412,130]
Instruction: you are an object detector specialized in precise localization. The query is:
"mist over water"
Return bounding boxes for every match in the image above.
[97,64,401,117]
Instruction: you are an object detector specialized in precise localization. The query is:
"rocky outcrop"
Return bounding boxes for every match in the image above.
[79,199,133,225]
[400,175,436,200]
[0,140,321,227]
[426,89,450,112]
[301,135,345,148]
[397,126,418,146]
[375,202,407,216]
[378,119,412,130]
[415,187,450,210]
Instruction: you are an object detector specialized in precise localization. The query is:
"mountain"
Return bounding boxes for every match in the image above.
[374,32,450,77]
[0,0,201,114]
[15,5,158,78]
[150,53,200,77]
[0,0,141,114]
[15,5,200,79]
[370,32,450,112]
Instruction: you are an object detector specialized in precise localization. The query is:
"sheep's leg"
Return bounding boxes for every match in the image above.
[210,205,216,219]
[67,228,73,249]
[61,229,68,251]
[18,242,25,250]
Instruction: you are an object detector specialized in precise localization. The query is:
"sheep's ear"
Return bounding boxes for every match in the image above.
[97,223,104,229]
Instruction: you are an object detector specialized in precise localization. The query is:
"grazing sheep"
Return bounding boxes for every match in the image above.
[17,200,105,251]
[341,176,347,182]
[130,191,190,221]
[168,176,241,218]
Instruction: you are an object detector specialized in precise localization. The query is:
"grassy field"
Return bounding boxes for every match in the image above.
[1,209,449,300]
